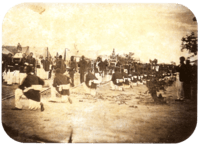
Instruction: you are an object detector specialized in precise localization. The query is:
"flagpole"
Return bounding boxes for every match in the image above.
[47,47,48,59]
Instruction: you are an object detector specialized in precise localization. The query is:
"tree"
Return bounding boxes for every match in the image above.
[181,32,198,55]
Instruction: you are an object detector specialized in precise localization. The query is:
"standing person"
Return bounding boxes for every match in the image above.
[26,52,36,73]
[42,57,50,79]
[12,66,45,111]
[104,59,109,75]
[69,56,77,87]
[98,57,106,77]
[55,55,66,74]
[184,60,192,99]
[176,56,186,101]
[79,55,87,84]
[19,53,27,72]
[6,53,13,72]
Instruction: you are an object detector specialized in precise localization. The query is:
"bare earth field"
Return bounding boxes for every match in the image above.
[2,82,197,143]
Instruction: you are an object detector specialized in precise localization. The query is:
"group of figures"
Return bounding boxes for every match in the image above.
[2,48,197,111]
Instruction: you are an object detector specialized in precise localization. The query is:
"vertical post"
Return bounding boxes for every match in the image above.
[64,48,66,61]
[47,47,48,59]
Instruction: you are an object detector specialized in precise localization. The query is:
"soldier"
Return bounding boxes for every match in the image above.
[55,55,66,74]
[50,68,72,103]
[6,53,13,72]
[42,57,50,79]
[12,66,45,111]
[19,53,27,72]
[79,55,87,83]
[104,59,109,75]
[98,57,106,77]
[84,68,100,96]
[110,68,124,91]
[69,56,77,87]
[26,52,36,73]
[176,56,187,101]
[184,60,192,99]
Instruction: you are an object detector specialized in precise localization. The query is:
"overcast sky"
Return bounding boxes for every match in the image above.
[2,3,197,63]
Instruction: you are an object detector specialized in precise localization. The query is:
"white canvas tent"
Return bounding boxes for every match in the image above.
[2,48,13,55]
[29,47,51,58]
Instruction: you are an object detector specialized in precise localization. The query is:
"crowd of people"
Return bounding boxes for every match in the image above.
[2,47,197,111]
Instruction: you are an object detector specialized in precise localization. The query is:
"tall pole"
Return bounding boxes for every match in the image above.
[47,47,48,59]
[64,48,66,61]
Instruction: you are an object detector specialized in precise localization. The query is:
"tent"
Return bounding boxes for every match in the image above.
[29,47,52,59]
[2,46,18,54]
[2,48,13,55]
[22,47,30,56]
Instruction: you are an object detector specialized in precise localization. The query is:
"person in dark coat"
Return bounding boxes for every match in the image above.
[176,56,186,100]
[13,66,45,111]
[85,69,98,89]
[121,68,131,85]
[55,55,66,74]
[110,68,124,91]
[50,68,72,103]
[79,55,87,83]
[69,56,77,87]
[6,53,13,72]
[19,53,27,73]
[104,59,109,74]
[41,57,50,79]
[53,68,71,95]
[111,68,123,86]
[26,52,36,73]
[184,60,192,99]
[98,58,107,77]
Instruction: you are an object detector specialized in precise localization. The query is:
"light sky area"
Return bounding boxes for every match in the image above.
[2,3,198,63]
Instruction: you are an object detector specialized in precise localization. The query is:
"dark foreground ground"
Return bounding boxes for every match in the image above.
[1,82,197,143]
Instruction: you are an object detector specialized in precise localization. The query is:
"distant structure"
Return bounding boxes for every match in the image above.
[110,48,117,59]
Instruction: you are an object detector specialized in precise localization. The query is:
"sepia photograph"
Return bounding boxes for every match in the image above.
[1,3,198,143]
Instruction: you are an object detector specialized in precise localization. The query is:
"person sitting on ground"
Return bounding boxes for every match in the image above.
[50,68,72,103]
[110,68,124,91]
[12,66,45,111]
[84,68,100,96]
[121,68,131,86]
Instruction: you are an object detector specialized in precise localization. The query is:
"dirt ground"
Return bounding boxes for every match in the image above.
[2,81,197,143]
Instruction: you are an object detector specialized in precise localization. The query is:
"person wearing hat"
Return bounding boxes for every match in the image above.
[12,66,45,111]
[50,68,72,103]
[175,56,186,101]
